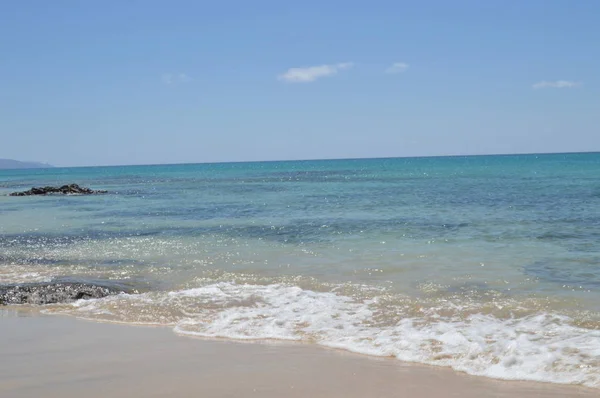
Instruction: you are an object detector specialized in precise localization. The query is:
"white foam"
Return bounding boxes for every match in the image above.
[0,269,54,284]
[65,282,600,388]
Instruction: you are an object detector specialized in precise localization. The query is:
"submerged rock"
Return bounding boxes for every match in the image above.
[9,184,107,196]
[0,282,129,305]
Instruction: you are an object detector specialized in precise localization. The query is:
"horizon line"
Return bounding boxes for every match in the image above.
[5,150,598,170]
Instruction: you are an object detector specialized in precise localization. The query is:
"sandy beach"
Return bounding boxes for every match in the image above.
[3,0,599,395]
[0,312,595,398]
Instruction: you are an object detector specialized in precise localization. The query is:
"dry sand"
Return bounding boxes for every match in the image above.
[0,311,596,398]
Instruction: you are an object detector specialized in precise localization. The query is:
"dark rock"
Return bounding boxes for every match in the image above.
[0,282,130,305]
[9,184,107,196]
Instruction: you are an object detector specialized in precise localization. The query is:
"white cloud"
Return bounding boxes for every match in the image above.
[277,62,354,83]
[385,62,409,74]
[532,80,581,89]
[162,73,192,85]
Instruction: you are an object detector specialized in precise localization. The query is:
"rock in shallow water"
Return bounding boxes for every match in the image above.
[0,282,128,305]
[9,184,107,196]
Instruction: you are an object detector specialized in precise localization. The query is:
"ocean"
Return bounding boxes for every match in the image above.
[1,153,599,388]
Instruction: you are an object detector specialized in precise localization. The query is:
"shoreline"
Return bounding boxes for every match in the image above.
[0,312,596,398]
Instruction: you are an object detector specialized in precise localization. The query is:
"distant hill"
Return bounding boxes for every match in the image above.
[0,159,54,169]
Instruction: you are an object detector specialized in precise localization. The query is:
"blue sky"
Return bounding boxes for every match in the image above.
[1,1,598,167]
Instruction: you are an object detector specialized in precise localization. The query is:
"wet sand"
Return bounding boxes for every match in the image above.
[0,313,595,398]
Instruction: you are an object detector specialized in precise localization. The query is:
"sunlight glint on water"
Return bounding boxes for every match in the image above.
[1,153,600,387]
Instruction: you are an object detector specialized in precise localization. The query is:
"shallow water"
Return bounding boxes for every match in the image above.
[1,153,600,387]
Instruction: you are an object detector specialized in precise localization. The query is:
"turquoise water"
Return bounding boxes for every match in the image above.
[1,153,600,387]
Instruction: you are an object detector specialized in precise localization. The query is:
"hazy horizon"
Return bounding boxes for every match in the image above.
[3,150,599,170]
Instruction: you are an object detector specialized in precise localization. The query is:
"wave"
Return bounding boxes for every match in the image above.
[44,281,600,389]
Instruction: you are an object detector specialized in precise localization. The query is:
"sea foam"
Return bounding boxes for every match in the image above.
[56,282,600,388]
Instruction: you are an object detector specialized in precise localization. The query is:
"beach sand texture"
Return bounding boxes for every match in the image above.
[0,313,596,398]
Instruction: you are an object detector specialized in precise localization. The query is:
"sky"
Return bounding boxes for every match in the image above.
[1,1,599,167]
